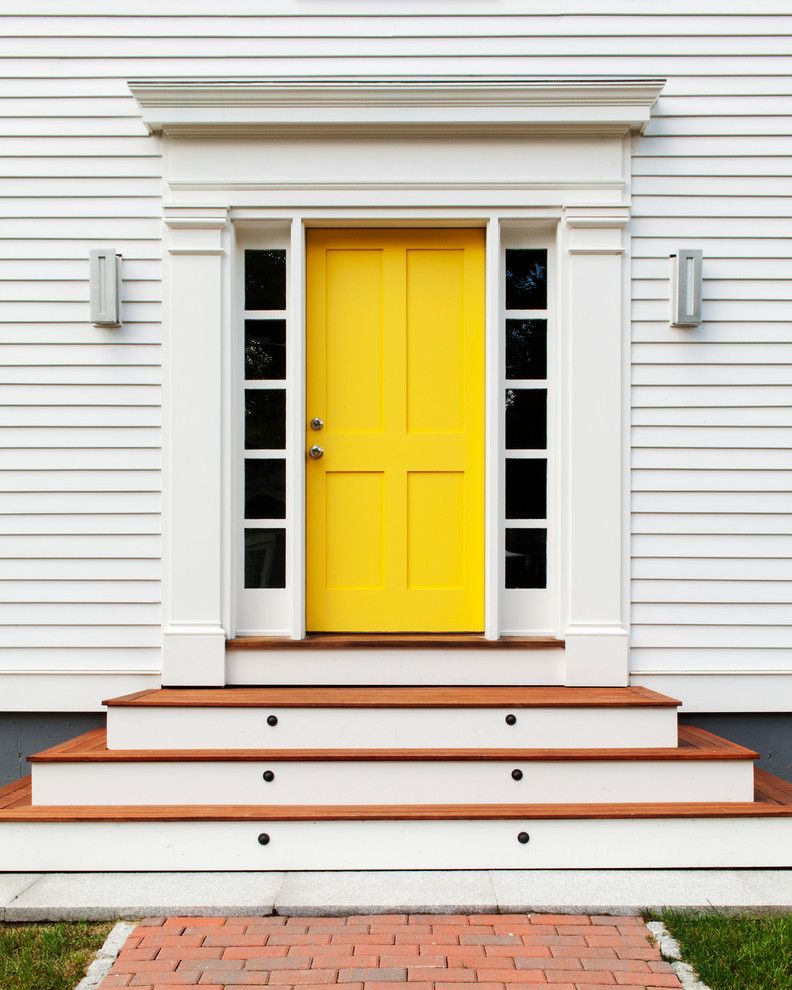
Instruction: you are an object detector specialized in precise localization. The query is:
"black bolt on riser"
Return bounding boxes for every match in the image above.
[511,769,523,780]
[263,770,275,782]
[505,714,517,725]
[517,832,530,844]
[258,833,271,845]
[267,715,278,726]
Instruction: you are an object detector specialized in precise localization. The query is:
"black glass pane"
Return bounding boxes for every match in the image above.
[245,390,285,450]
[245,528,286,588]
[245,459,286,519]
[245,320,286,380]
[505,528,547,589]
[505,389,546,451]
[506,319,547,380]
[505,458,546,520]
[245,249,286,311]
[505,249,547,310]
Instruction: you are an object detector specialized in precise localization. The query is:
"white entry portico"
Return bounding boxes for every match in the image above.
[128,76,666,688]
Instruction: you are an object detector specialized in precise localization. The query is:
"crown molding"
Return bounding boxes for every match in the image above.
[128,75,665,136]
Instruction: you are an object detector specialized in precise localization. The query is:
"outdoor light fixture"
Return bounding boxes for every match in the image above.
[669,248,703,327]
[89,248,123,327]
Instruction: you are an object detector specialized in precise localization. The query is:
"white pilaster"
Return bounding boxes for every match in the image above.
[562,214,630,685]
[162,209,230,685]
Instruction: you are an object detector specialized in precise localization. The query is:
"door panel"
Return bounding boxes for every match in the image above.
[306,228,485,632]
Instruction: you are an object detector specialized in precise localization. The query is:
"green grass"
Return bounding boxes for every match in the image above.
[659,911,792,990]
[0,922,112,990]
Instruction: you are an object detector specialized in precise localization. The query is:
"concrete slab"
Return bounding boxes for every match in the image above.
[3,869,791,919]
[491,868,792,913]
[0,874,40,920]
[274,871,498,915]
[4,871,286,921]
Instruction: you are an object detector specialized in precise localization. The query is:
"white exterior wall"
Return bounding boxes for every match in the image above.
[0,1,789,711]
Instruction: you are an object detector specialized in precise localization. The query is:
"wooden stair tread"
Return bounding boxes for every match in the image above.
[29,725,758,764]
[755,767,792,805]
[227,635,562,651]
[104,685,680,708]
[2,770,791,821]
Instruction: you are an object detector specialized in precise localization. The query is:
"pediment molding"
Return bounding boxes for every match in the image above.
[129,75,665,136]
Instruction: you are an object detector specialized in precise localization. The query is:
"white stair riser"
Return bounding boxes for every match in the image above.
[32,758,755,806]
[226,648,564,686]
[107,706,678,750]
[1,817,790,871]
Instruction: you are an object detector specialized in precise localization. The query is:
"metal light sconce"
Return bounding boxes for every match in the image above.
[669,248,702,327]
[89,248,123,327]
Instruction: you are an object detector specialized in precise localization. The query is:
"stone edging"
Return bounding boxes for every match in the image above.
[74,920,136,990]
[646,920,713,990]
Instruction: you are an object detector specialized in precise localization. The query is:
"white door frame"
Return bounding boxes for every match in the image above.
[132,75,665,687]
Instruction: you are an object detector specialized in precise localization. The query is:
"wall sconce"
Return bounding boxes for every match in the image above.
[89,248,123,327]
[669,248,702,327]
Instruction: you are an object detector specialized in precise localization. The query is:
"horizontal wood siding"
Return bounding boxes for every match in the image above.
[0,2,788,704]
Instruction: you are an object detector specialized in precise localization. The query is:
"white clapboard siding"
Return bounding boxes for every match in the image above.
[632,450,787,470]
[0,3,789,705]
[632,514,792,536]
[632,581,792,604]
[0,407,161,427]
[633,324,792,344]
[633,558,792,581]
[634,280,792,300]
[0,581,161,604]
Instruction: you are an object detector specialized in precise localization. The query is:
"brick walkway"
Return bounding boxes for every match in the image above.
[99,914,682,990]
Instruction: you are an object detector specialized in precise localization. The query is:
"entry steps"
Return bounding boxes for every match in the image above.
[1,685,791,871]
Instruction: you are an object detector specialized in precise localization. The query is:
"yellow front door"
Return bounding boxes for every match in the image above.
[306,228,485,632]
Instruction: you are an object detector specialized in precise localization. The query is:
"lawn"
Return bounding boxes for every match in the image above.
[660,911,792,990]
[0,922,112,990]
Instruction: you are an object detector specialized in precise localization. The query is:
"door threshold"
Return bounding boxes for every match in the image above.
[226,634,563,651]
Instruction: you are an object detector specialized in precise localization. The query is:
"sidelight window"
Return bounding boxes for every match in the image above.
[242,248,288,595]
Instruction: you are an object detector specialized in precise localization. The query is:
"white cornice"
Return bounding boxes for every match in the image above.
[128,75,665,136]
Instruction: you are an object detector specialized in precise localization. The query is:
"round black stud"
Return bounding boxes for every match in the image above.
[511,769,523,781]
[517,831,530,845]
[267,715,278,727]
[258,832,271,845]
[505,713,517,726]
[262,770,275,783]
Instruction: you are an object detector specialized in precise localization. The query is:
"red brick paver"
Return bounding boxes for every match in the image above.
[97,914,680,990]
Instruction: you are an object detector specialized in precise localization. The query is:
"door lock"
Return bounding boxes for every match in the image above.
[310,417,324,431]
[309,445,324,460]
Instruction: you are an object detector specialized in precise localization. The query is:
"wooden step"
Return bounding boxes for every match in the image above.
[104,687,681,751]
[105,686,679,708]
[3,770,792,871]
[30,725,757,763]
[29,726,758,807]
[4,767,792,820]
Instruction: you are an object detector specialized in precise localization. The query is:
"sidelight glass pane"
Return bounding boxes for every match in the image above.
[505,528,547,589]
[245,249,286,311]
[245,458,286,519]
[505,249,547,310]
[245,389,286,450]
[245,320,286,380]
[506,319,547,380]
[505,388,547,450]
[244,528,286,588]
[505,458,546,520]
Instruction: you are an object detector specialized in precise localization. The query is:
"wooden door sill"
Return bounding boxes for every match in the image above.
[226,634,563,651]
